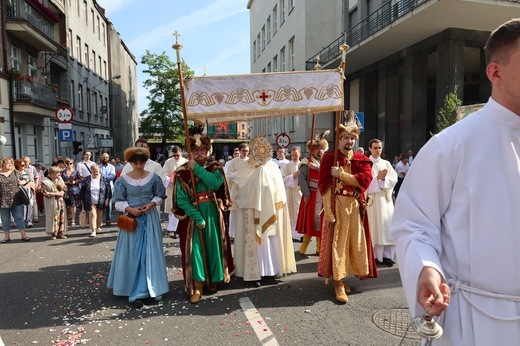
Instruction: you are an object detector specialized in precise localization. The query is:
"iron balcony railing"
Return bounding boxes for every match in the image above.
[13,79,57,109]
[306,0,429,70]
[6,0,56,41]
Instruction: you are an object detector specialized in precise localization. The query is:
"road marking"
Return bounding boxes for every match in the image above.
[239,297,279,346]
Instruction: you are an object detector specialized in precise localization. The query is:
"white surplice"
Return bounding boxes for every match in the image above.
[281,160,302,239]
[161,156,188,231]
[367,156,397,262]
[231,159,296,281]
[391,98,520,345]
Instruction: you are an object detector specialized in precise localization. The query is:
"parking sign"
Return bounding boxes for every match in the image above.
[59,129,73,142]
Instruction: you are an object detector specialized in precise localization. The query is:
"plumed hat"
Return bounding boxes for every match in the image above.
[306,130,330,152]
[124,147,150,162]
[188,125,212,152]
[338,110,360,139]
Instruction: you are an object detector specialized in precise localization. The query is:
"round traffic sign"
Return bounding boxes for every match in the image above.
[55,106,74,123]
[276,132,291,148]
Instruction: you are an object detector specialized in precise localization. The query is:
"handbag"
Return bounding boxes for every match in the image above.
[117,213,137,232]
[70,185,80,195]
[18,186,31,205]
[79,209,89,227]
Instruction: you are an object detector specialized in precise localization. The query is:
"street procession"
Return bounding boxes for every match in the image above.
[2,1,520,345]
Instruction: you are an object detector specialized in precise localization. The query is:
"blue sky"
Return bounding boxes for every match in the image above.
[96,0,251,114]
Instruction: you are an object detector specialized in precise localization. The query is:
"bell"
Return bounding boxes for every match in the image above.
[410,313,443,340]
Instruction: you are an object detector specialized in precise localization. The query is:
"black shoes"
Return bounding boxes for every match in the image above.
[247,281,261,287]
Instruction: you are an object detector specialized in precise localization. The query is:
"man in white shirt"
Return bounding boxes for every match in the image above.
[393,155,408,199]
[161,146,188,235]
[391,19,520,345]
[76,151,95,179]
[281,146,302,240]
[99,152,116,226]
[366,139,397,266]
[272,146,289,170]
[225,143,249,239]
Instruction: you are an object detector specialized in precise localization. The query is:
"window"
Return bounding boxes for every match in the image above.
[96,16,100,40]
[261,25,265,51]
[11,46,21,71]
[256,34,261,58]
[78,83,84,111]
[289,0,295,12]
[267,16,271,43]
[267,62,271,72]
[91,10,95,33]
[84,0,87,25]
[92,50,96,73]
[253,41,257,63]
[68,29,73,57]
[76,36,81,62]
[93,91,98,116]
[273,6,278,35]
[289,36,295,71]
[28,55,37,77]
[101,24,106,45]
[281,117,286,132]
[86,88,91,113]
[103,61,107,79]
[70,80,76,109]
[280,47,286,72]
[84,43,89,69]
[289,116,295,131]
[76,0,80,16]
[273,55,278,72]
[280,0,285,25]
[98,56,102,76]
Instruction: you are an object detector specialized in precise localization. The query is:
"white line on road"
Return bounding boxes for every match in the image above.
[239,297,280,346]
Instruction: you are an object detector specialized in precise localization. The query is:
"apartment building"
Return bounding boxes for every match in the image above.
[307,0,520,156]
[247,0,342,152]
[0,0,137,163]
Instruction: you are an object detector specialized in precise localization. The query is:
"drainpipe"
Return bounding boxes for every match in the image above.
[2,0,17,157]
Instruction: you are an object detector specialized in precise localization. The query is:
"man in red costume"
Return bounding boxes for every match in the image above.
[295,133,329,255]
[318,118,377,303]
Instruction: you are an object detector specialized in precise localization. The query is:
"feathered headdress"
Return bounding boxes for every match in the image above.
[338,110,360,139]
[188,125,212,152]
[306,130,330,152]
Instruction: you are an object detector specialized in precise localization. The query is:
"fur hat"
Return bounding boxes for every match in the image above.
[124,147,150,162]
[189,134,212,152]
[338,110,360,139]
[306,130,330,152]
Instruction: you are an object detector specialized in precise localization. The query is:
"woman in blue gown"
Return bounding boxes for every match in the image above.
[107,147,168,307]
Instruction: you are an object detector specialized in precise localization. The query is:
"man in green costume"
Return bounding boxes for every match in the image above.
[172,133,234,303]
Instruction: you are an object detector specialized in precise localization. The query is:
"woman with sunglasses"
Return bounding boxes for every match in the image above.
[61,158,82,226]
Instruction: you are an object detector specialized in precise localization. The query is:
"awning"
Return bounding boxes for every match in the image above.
[183,69,344,124]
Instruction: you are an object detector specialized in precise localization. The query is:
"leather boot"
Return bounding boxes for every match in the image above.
[299,235,312,254]
[190,281,204,304]
[333,279,348,303]
[315,236,321,255]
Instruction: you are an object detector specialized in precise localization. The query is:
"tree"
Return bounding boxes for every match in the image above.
[139,50,193,153]
[435,85,462,134]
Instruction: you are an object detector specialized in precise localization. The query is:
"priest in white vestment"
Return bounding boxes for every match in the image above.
[366,139,397,265]
[225,143,249,239]
[231,135,296,286]
[161,146,188,232]
[280,146,302,240]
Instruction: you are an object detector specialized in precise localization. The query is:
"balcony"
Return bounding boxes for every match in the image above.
[12,79,58,113]
[6,0,58,52]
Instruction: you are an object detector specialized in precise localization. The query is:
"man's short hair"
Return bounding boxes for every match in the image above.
[135,137,148,146]
[484,18,520,65]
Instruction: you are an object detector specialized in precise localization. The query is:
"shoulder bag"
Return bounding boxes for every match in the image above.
[117,213,137,232]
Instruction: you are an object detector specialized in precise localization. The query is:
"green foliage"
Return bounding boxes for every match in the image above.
[435,86,462,134]
[139,50,194,149]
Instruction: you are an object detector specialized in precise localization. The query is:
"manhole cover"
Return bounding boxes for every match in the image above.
[372,309,421,339]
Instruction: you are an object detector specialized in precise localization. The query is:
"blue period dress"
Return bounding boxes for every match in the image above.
[107,172,168,302]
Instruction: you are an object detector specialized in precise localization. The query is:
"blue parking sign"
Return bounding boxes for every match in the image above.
[355,112,364,132]
[59,129,73,142]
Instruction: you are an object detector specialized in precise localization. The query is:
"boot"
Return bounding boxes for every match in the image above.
[299,235,312,255]
[315,236,321,255]
[333,279,348,303]
[57,231,67,239]
[50,232,57,240]
[190,281,204,304]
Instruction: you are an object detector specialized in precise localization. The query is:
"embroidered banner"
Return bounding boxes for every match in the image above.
[183,70,344,124]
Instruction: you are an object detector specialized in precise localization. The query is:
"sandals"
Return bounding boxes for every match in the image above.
[0,238,10,243]
[22,237,31,241]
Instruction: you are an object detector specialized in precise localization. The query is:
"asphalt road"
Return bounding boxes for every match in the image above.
[0,218,422,346]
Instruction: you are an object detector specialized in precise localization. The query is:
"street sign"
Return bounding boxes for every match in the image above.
[276,132,291,148]
[58,123,72,130]
[355,112,365,132]
[55,106,74,123]
[59,129,73,142]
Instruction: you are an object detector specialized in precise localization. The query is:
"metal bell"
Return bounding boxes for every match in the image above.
[410,313,443,340]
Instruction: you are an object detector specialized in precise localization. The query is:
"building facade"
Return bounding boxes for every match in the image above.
[247,0,342,154]
[0,0,137,164]
[249,0,520,158]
